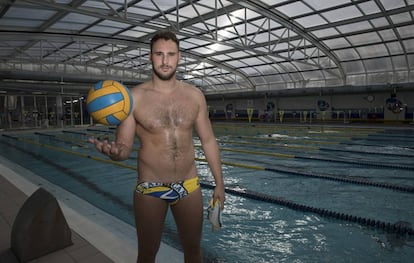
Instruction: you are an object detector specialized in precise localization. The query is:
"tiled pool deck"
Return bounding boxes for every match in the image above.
[0,156,183,263]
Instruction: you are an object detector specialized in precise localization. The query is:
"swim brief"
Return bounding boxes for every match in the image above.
[135,176,200,205]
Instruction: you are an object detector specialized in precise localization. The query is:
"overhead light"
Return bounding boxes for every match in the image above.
[0,90,6,94]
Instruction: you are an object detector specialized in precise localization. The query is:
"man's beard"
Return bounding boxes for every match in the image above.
[153,64,176,81]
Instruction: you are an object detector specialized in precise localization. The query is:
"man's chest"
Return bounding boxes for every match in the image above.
[137,96,198,130]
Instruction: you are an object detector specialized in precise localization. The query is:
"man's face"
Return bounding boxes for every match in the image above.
[151,39,180,81]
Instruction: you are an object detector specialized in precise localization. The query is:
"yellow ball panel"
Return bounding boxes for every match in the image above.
[112,111,128,120]
[87,86,123,102]
[86,80,133,125]
[90,102,125,120]
[119,89,132,110]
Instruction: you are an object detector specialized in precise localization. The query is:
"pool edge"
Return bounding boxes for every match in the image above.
[0,156,184,263]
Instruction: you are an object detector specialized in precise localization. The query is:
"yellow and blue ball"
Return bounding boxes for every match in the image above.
[86,80,133,125]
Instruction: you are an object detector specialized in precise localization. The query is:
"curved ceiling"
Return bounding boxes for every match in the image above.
[0,0,414,96]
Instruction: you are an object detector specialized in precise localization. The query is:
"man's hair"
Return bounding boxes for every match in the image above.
[150,31,179,53]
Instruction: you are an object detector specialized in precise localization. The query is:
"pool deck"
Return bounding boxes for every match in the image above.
[0,174,114,263]
[0,156,184,263]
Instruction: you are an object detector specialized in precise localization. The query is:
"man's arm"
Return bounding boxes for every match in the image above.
[194,90,225,208]
[89,98,137,161]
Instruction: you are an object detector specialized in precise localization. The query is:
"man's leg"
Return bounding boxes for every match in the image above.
[134,191,169,263]
[171,188,203,263]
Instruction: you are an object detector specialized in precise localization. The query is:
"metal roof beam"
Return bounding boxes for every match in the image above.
[231,0,346,81]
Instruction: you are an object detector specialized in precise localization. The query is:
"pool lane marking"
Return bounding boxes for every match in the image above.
[217,139,320,150]
[80,128,413,158]
[63,129,142,149]
[233,135,343,145]
[1,133,392,188]
[3,134,136,170]
[21,134,414,185]
[195,144,414,170]
[5,134,267,172]
[195,157,414,193]
[29,130,414,171]
[319,146,414,158]
[81,127,349,145]
[201,181,414,236]
[3,135,413,193]
[211,123,383,134]
[220,135,414,155]
[42,131,141,155]
[7,134,413,236]
[215,147,296,159]
[34,131,90,148]
[31,131,414,171]
[216,139,414,158]
[199,158,266,170]
[48,131,414,159]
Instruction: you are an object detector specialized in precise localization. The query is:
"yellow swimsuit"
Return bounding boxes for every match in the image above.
[135,176,200,205]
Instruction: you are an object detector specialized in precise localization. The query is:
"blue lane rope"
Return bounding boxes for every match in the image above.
[42,131,414,193]
[61,130,414,175]
[368,133,414,140]
[340,141,414,150]
[230,132,414,150]
[219,138,414,158]
[352,136,414,144]
[205,156,414,193]
[200,181,414,236]
[66,129,414,171]
[34,131,87,148]
[207,143,414,171]
[0,138,133,211]
[319,146,414,158]
[294,154,414,171]
[34,132,138,161]
[62,130,88,135]
[1,134,136,170]
[37,132,414,193]
[263,165,414,193]
[380,129,414,136]
[85,128,114,133]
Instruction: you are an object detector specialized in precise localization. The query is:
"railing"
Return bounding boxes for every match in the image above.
[209,109,414,125]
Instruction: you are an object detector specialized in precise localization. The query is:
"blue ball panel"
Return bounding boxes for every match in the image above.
[87,92,124,113]
[94,81,104,90]
[105,115,121,125]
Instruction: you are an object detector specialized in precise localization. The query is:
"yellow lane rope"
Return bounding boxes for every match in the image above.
[51,131,309,160]
[195,145,295,158]
[215,139,320,151]
[211,124,383,135]
[194,157,266,171]
[7,134,269,172]
[72,132,297,159]
[233,135,341,145]
[10,136,137,170]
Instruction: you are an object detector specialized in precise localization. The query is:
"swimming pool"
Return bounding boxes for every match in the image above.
[1,123,413,262]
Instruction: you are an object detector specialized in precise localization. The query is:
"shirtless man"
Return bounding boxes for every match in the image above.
[89,31,225,263]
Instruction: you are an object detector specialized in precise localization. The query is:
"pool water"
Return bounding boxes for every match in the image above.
[1,124,413,262]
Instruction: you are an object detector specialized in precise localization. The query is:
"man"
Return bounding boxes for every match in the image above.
[89,31,225,263]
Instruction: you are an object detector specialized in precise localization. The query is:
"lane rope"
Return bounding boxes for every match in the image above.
[199,181,414,236]
[2,134,413,236]
[195,158,414,193]
[76,129,414,164]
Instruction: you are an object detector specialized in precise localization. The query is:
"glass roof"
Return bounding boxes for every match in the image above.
[0,0,413,95]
